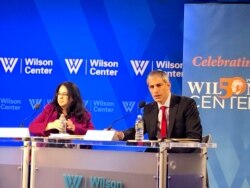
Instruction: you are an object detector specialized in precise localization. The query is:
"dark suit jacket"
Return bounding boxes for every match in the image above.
[123,94,202,141]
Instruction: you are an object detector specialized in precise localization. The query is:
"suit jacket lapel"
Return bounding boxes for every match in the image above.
[147,102,159,139]
[168,95,179,138]
[151,103,159,135]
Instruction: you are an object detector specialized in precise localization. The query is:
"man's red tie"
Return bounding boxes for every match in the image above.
[160,106,167,138]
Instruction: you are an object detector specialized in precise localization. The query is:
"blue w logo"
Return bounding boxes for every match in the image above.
[64,174,83,188]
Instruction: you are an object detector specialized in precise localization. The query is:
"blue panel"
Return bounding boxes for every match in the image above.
[0,0,184,129]
[183,3,250,188]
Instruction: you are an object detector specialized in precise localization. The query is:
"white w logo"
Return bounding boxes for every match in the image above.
[45,99,52,104]
[130,60,149,75]
[29,99,42,109]
[0,57,18,73]
[122,101,136,112]
[65,59,83,74]
[84,100,89,107]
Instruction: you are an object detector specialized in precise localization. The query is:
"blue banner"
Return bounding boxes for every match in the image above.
[183,4,250,188]
[0,0,184,131]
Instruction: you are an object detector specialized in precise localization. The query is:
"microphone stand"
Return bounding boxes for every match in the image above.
[106,101,146,130]
[20,104,40,127]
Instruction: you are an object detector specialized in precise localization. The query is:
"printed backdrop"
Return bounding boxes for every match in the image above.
[0,0,184,129]
[183,4,250,188]
[1,1,249,187]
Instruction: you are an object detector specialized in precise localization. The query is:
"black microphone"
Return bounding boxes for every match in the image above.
[138,101,146,109]
[106,101,146,130]
[20,103,41,127]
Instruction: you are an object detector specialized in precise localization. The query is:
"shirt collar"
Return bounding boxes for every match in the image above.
[157,93,171,109]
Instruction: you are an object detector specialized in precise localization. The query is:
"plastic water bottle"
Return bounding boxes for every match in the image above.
[59,114,67,134]
[135,115,144,141]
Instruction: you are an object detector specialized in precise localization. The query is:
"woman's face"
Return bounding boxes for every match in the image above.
[57,85,71,109]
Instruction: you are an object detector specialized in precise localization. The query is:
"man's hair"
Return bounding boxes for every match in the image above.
[146,70,169,84]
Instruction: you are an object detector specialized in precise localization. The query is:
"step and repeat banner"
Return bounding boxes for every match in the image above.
[183,3,250,188]
[1,0,249,187]
[0,0,184,130]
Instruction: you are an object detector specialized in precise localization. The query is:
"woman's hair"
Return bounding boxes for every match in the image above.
[51,81,87,122]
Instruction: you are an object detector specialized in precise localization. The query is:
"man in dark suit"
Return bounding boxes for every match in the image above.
[116,70,202,141]
[116,70,205,187]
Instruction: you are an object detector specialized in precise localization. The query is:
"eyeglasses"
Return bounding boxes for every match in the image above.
[57,92,69,97]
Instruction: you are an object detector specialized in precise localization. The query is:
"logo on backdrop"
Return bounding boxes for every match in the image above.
[64,174,83,188]
[218,77,247,99]
[0,98,21,111]
[130,60,149,75]
[0,57,53,74]
[84,100,89,108]
[65,59,83,74]
[24,58,53,74]
[0,98,51,112]
[77,100,116,113]
[122,101,136,112]
[0,57,18,73]
[130,59,183,77]
[88,59,119,76]
[187,76,250,110]
[29,99,42,109]
[83,100,115,113]
[63,174,123,188]
[28,98,52,109]
[65,59,119,76]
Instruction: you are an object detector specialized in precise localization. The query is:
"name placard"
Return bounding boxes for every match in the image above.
[84,130,118,141]
[0,127,30,138]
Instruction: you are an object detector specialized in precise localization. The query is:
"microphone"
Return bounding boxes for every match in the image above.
[138,101,146,109]
[106,101,146,130]
[20,103,41,127]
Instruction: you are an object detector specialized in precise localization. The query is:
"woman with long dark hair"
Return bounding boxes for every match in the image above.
[29,81,94,136]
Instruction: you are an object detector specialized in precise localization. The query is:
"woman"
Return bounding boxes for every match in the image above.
[29,81,94,136]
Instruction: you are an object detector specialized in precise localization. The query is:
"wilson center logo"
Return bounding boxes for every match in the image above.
[0,57,18,73]
[122,101,136,112]
[65,59,83,74]
[29,99,42,109]
[130,60,149,75]
[64,175,83,188]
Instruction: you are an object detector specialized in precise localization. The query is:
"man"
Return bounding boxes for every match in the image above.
[116,70,205,187]
[117,70,202,141]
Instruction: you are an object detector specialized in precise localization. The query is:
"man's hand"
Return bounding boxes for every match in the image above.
[115,131,125,140]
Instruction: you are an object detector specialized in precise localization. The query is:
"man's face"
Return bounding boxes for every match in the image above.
[147,75,171,105]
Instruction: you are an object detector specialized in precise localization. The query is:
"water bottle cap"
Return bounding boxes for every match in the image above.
[137,115,142,118]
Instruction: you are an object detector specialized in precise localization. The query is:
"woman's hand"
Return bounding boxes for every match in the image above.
[46,119,64,132]
[66,119,75,132]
